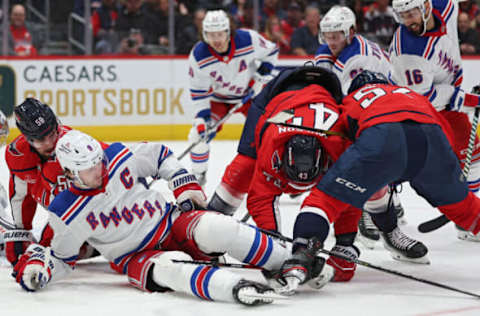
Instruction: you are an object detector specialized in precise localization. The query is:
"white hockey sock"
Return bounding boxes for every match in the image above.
[193,212,289,270]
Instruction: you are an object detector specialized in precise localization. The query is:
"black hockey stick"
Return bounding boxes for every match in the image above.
[254,226,480,299]
[172,259,262,270]
[418,106,480,233]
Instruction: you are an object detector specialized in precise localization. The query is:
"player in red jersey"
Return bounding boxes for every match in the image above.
[2,98,99,266]
[275,71,480,294]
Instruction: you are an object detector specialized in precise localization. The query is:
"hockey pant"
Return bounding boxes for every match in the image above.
[189,101,251,175]
[441,111,480,192]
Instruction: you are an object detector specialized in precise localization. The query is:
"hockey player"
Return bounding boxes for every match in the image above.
[2,98,98,266]
[12,130,333,305]
[315,5,403,247]
[389,0,480,241]
[277,70,480,294]
[0,110,10,254]
[187,9,278,185]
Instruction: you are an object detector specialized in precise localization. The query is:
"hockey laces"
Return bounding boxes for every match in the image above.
[361,212,377,230]
[387,228,417,250]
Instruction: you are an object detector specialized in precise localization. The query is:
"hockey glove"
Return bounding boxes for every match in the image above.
[3,229,34,266]
[189,117,216,144]
[168,169,207,211]
[14,244,52,292]
[326,244,360,282]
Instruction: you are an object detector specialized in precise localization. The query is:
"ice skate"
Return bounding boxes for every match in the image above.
[382,227,429,264]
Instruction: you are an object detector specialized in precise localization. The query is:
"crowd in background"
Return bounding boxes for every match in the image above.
[4,0,480,57]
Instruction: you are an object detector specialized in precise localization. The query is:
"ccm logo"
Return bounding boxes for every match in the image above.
[335,177,367,193]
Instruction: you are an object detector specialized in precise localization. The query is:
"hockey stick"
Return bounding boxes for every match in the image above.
[266,110,348,138]
[254,226,480,299]
[177,92,253,161]
[172,259,262,270]
[418,106,480,233]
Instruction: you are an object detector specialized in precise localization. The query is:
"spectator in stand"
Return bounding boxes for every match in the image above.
[235,0,261,29]
[262,0,286,22]
[290,5,321,56]
[363,0,397,49]
[351,0,368,34]
[116,28,149,55]
[115,0,153,45]
[280,2,304,42]
[262,15,291,54]
[176,7,206,54]
[458,11,480,55]
[9,4,37,56]
[459,0,480,29]
[146,0,171,48]
[229,0,248,22]
[92,0,119,54]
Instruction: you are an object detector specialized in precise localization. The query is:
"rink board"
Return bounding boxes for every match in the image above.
[1,55,479,142]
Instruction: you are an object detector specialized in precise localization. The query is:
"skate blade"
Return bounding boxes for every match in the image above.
[355,234,378,250]
[457,231,480,242]
[243,291,290,301]
[389,252,430,264]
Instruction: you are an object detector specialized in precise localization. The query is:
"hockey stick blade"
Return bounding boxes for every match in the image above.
[253,226,480,299]
[241,291,290,301]
[172,259,262,270]
[418,214,450,233]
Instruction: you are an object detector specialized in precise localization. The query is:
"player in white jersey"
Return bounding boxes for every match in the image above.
[12,130,334,305]
[389,0,480,241]
[188,9,278,185]
[315,6,407,249]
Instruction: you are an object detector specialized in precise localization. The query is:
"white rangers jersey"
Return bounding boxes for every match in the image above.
[314,34,391,95]
[188,29,278,118]
[47,142,184,273]
[388,0,460,111]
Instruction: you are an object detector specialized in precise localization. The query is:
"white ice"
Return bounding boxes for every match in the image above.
[1,140,480,316]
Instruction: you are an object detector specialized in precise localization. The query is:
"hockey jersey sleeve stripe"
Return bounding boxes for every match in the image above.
[356,35,367,56]
[198,56,216,67]
[190,265,217,300]
[441,0,454,21]
[453,69,463,87]
[114,203,176,272]
[61,195,93,225]
[108,150,133,180]
[267,47,279,56]
[157,145,173,170]
[10,166,38,173]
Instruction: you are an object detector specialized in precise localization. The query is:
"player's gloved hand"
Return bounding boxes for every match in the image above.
[3,229,34,266]
[189,117,216,144]
[326,244,360,282]
[168,169,207,211]
[14,244,52,292]
[276,237,323,295]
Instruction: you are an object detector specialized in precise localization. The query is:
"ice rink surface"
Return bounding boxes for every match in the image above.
[1,140,480,316]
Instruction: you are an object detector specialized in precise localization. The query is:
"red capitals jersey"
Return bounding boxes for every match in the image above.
[300,84,457,226]
[247,85,355,231]
[340,84,455,144]
[5,125,72,229]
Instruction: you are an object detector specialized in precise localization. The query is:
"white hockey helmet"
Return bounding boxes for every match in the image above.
[55,130,107,187]
[319,6,356,44]
[202,10,230,42]
[392,0,432,35]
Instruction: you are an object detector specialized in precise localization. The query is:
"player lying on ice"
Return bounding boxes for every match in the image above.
[11,130,333,305]
[269,70,480,295]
